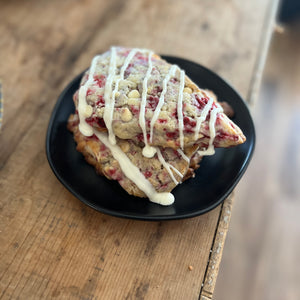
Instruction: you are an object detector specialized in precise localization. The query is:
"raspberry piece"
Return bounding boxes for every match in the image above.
[135,53,148,62]
[96,95,104,106]
[107,168,123,181]
[85,116,106,128]
[166,131,178,139]
[144,170,152,178]
[124,63,133,77]
[195,95,209,110]
[137,133,149,142]
[94,75,106,88]
[172,110,178,119]
[97,118,106,128]
[152,86,163,95]
[183,117,196,133]
[158,119,167,124]
[130,105,140,115]
[87,89,94,96]
[183,117,196,127]
[148,95,159,110]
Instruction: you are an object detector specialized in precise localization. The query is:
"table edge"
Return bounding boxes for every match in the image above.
[200,194,234,299]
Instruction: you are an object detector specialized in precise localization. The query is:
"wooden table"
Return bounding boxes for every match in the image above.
[0,1,278,299]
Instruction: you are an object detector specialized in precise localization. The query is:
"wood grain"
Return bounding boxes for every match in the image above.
[201,195,234,299]
[0,0,274,299]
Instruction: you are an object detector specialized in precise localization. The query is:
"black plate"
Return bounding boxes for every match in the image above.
[46,56,255,220]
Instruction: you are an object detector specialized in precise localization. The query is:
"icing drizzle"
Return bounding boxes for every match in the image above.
[103,47,117,144]
[177,70,185,149]
[156,148,183,185]
[78,55,100,136]
[194,94,214,140]
[198,103,223,156]
[139,51,157,158]
[177,149,190,163]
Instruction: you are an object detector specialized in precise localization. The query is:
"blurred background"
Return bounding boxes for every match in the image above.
[215,1,300,299]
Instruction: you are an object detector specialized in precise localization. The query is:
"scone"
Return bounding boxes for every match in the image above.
[68,47,246,205]
[68,113,202,205]
[74,47,245,152]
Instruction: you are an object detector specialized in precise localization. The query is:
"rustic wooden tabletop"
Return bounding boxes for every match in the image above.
[0,0,278,299]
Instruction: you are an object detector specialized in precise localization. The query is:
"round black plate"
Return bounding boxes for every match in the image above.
[46,56,255,220]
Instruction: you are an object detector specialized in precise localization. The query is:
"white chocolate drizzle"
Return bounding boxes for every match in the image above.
[103,47,117,144]
[78,55,101,136]
[198,104,223,156]
[139,51,157,158]
[149,65,177,143]
[194,96,214,140]
[156,148,183,185]
[93,129,174,206]
[169,164,184,179]
[177,69,185,149]
[177,149,190,163]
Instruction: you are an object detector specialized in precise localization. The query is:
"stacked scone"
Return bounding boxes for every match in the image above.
[68,47,246,205]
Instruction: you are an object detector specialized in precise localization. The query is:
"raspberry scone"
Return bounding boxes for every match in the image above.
[68,47,246,205]
[75,47,245,153]
[68,114,202,204]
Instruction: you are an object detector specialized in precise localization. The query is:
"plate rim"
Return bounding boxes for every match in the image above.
[46,56,255,221]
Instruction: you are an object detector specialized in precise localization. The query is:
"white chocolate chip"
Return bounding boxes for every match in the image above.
[127,98,140,106]
[96,107,105,117]
[183,93,190,102]
[84,105,93,117]
[159,111,169,119]
[121,107,133,122]
[119,80,131,89]
[128,89,140,98]
[127,75,140,84]
[120,141,130,153]
[183,87,193,94]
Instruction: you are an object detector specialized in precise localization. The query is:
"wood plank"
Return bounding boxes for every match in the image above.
[0,0,272,298]
[0,81,2,129]
[201,194,234,298]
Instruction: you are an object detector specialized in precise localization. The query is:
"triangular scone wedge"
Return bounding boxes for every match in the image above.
[74,47,246,151]
[68,114,201,199]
